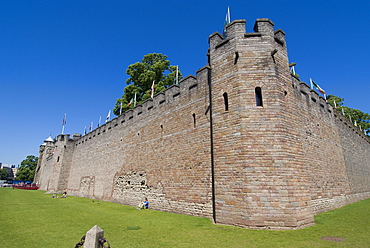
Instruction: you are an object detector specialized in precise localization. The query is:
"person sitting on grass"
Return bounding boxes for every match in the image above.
[137,198,149,210]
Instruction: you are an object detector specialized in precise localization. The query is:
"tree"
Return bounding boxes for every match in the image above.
[327,95,344,108]
[114,53,182,115]
[327,94,370,135]
[15,155,38,181]
[0,169,7,180]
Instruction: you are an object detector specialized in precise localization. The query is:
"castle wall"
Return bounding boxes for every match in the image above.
[65,67,213,217]
[289,78,351,215]
[287,72,370,216]
[35,18,370,230]
[336,112,370,203]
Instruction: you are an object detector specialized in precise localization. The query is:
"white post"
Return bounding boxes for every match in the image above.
[84,225,104,248]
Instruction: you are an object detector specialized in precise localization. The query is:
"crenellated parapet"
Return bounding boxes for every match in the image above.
[291,75,369,142]
[74,67,210,147]
[209,18,286,50]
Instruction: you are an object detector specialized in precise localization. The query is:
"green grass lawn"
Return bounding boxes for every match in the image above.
[1,188,369,247]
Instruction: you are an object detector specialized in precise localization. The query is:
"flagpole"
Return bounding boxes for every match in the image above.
[227,6,230,23]
[223,6,231,38]
[176,65,179,85]
[120,102,123,115]
[61,113,66,134]
[134,92,137,107]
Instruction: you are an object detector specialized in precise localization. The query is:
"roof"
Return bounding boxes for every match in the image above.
[44,136,54,142]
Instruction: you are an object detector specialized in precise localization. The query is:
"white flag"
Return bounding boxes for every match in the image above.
[98,116,101,127]
[106,110,111,123]
[151,80,155,98]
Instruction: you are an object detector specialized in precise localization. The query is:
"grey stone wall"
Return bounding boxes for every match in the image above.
[337,111,370,203]
[64,66,213,218]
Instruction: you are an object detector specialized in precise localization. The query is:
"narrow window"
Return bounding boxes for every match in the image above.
[255,87,263,106]
[234,51,239,65]
[223,92,229,111]
[192,113,196,128]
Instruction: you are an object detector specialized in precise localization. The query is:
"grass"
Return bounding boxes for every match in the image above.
[1,188,370,247]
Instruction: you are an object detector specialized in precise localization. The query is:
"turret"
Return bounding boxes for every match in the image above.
[208,18,314,229]
[34,136,56,185]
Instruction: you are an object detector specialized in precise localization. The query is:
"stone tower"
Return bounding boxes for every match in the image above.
[208,19,314,229]
[35,134,80,193]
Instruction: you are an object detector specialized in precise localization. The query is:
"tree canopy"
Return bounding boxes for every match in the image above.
[0,169,8,180]
[15,155,38,181]
[113,53,182,115]
[327,94,370,135]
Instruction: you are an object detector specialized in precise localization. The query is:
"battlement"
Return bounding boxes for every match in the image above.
[209,18,285,50]
[74,66,210,146]
[291,75,369,143]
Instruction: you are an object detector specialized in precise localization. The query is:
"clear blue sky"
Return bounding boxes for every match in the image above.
[1,0,369,165]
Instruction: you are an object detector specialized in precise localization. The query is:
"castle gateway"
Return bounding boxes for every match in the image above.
[34,18,370,230]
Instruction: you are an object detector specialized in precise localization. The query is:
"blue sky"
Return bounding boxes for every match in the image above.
[1,0,369,165]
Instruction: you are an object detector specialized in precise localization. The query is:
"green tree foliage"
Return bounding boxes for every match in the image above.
[15,155,38,181]
[0,169,8,180]
[114,53,182,115]
[327,95,345,108]
[327,94,370,135]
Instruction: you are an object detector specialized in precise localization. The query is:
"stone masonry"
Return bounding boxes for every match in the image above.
[34,18,370,230]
